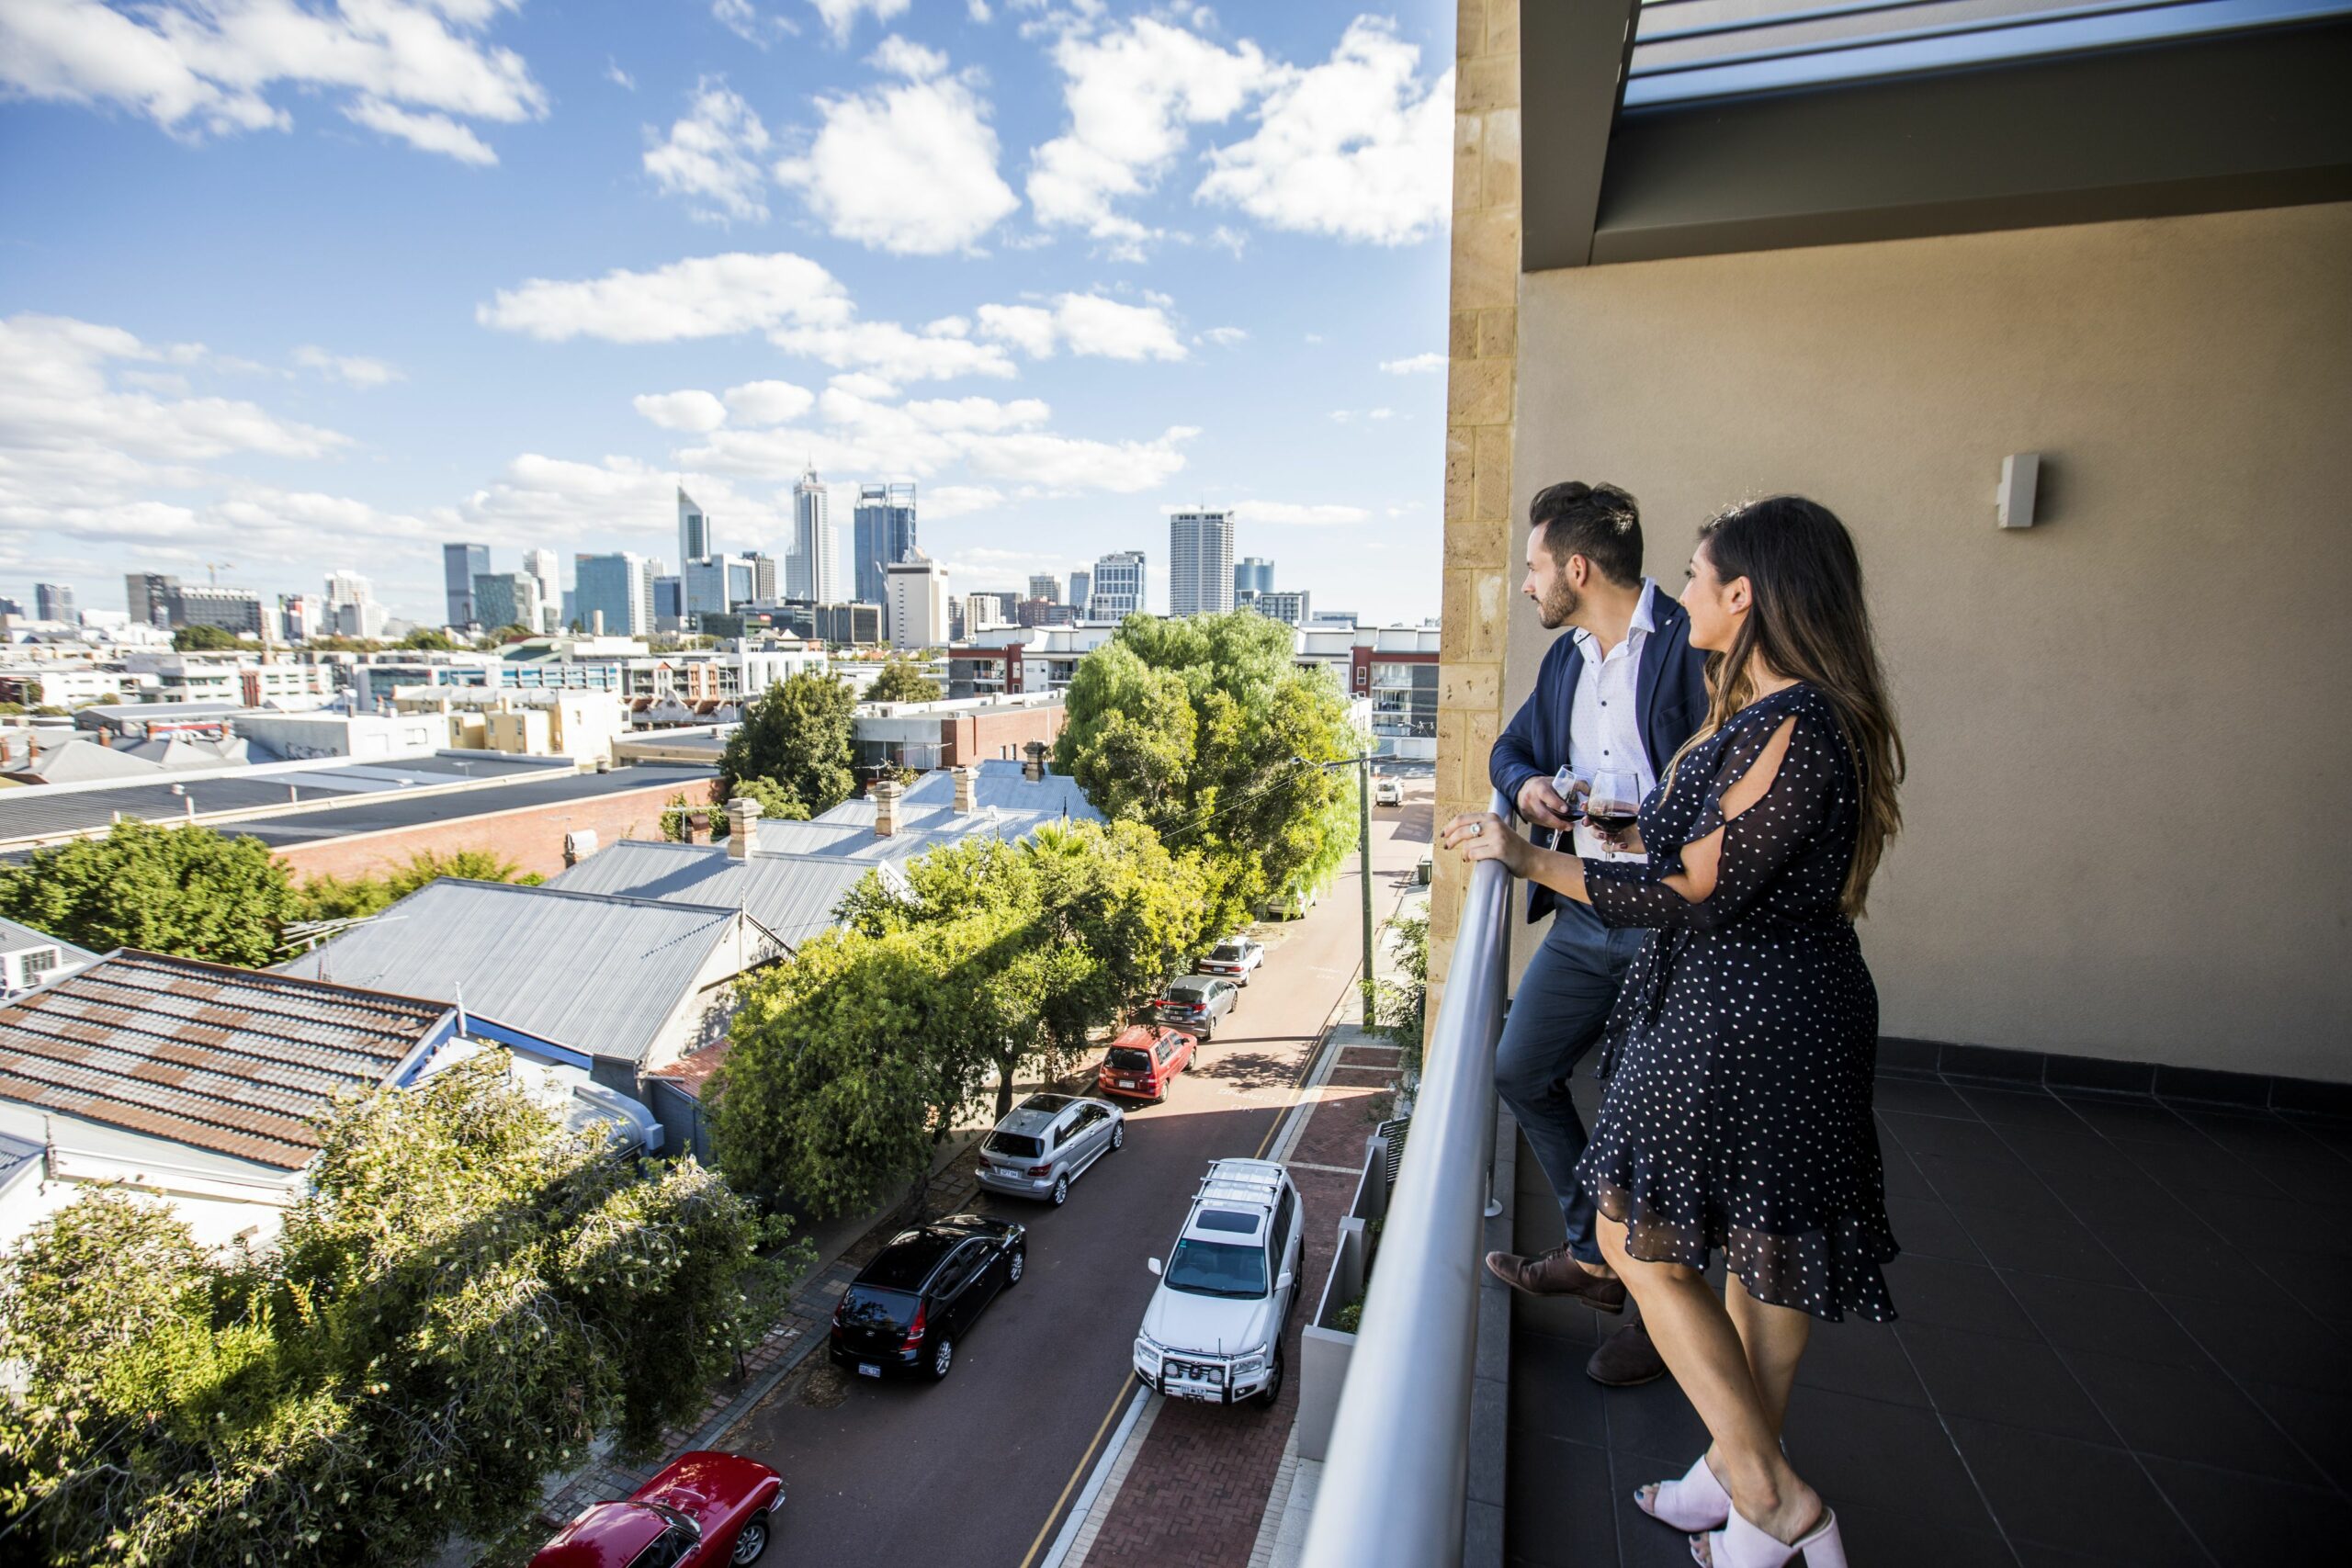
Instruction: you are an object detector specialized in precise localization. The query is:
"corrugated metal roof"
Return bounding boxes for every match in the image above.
[0,951,451,1170]
[271,879,752,1066]
[544,840,876,950]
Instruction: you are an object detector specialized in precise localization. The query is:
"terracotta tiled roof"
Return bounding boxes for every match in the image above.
[642,1040,732,1100]
[0,952,451,1170]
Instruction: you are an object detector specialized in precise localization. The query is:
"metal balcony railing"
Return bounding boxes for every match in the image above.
[1298,791,1513,1568]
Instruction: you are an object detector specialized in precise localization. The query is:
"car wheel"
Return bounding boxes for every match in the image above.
[1006,1247,1026,1286]
[731,1513,772,1564]
[1110,1122,1125,1151]
[1254,1343,1285,1407]
[928,1334,955,1381]
[1051,1173,1069,1207]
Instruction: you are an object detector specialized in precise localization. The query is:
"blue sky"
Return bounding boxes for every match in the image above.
[0,1,1456,626]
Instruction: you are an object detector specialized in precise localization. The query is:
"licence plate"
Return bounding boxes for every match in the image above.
[1171,1384,1219,1403]
[1117,1078,1136,1089]
[856,1362,881,1379]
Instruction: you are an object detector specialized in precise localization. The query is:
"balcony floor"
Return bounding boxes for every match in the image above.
[1505,1069,2350,1566]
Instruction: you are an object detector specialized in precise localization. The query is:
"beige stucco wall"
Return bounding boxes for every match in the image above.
[1507,201,2352,1081]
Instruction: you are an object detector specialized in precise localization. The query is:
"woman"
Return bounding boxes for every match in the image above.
[1445,495,1904,1568]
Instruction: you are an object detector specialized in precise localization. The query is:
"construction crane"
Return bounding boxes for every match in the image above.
[203,561,234,585]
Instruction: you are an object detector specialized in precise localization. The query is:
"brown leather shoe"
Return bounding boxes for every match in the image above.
[1483,1246,1626,1311]
[1587,1320,1668,1386]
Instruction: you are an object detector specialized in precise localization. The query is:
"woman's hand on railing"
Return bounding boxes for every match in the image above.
[1441,810,1530,877]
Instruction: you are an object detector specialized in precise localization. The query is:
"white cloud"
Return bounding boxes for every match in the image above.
[1027,17,1270,253]
[605,60,636,90]
[976,293,1187,362]
[633,389,730,433]
[0,0,545,161]
[1202,326,1247,347]
[724,379,816,425]
[292,345,402,389]
[342,97,500,166]
[808,0,910,47]
[767,318,1017,382]
[1198,18,1452,245]
[774,52,1018,254]
[1380,351,1446,375]
[713,1,795,46]
[867,34,946,79]
[925,483,1005,517]
[966,0,994,20]
[1227,501,1371,525]
[477,252,850,344]
[963,424,1195,493]
[824,372,898,400]
[644,79,773,223]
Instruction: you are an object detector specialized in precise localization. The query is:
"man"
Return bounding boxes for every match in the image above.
[1486,480,1708,1387]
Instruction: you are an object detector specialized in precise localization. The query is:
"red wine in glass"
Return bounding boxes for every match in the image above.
[1587,770,1641,840]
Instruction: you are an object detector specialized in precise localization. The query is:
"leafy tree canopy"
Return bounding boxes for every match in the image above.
[864,656,941,705]
[170,624,239,652]
[0,1055,808,1568]
[0,821,298,965]
[297,849,543,924]
[716,672,855,818]
[397,628,457,651]
[710,776,808,840]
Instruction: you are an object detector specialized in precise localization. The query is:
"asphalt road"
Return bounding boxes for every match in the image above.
[731,775,1434,1567]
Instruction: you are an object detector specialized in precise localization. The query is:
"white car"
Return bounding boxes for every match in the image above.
[1134,1158,1304,1407]
[1373,775,1404,807]
[1198,935,1264,985]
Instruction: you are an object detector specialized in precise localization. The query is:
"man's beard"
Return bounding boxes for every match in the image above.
[1536,578,1580,629]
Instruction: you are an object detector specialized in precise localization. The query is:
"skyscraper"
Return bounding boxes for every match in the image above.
[853,482,918,607]
[524,548,561,631]
[324,570,371,610]
[684,555,751,618]
[34,583,74,622]
[1169,510,1235,616]
[678,487,710,570]
[1067,569,1091,616]
[1235,557,1275,600]
[573,553,653,637]
[442,543,490,626]
[126,572,178,628]
[790,468,837,602]
[1090,550,1147,619]
[886,555,950,650]
[472,571,542,633]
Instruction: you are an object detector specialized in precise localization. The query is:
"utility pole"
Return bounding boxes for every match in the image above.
[1357,751,1377,1026]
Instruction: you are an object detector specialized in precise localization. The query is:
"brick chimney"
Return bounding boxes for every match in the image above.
[953,765,977,814]
[726,796,762,859]
[874,778,905,837]
[1023,740,1047,783]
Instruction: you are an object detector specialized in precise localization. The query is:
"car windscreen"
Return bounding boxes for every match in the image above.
[839,1285,921,1327]
[1209,943,1244,962]
[1105,1047,1153,1071]
[984,1131,1043,1159]
[1167,981,1209,1002]
[1164,1237,1269,1299]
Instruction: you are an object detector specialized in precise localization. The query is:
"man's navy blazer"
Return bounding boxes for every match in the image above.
[1487,591,1712,924]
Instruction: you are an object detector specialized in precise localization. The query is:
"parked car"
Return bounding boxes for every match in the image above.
[1257,878,1322,920]
[1154,975,1240,1038]
[1373,775,1404,807]
[1133,1158,1304,1407]
[830,1213,1026,1382]
[1198,935,1265,984]
[976,1092,1125,1205]
[528,1450,782,1567]
[1096,1023,1198,1102]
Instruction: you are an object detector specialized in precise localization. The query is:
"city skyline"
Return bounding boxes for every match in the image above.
[0,2,1452,628]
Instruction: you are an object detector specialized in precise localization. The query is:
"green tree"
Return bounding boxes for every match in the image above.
[0,821,299,965]
[716,672,855,818]
[1056,611,1360,932]
[485,623,535,645]
[708,776,809,840]
[170,624,239,651]
[296,849,544,923]
[0,1055,808,1568]
[865,656,941,705]
[1371,908,1430,1078]
[398,627,457,651]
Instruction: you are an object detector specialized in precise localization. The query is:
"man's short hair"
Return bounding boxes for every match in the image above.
[1529,481,1643,588]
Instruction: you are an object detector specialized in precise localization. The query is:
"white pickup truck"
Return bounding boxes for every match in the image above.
[1133,1158,1305,1407]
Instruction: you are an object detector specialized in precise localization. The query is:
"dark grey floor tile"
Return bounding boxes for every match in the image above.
[2242,1379,2352,1494]
[1886,1195,1984,1264]
[2002,1272,2209,1368]
[1510,1329,1609,1446]
[1960,1086,2091,1134]
[1995,1125,2148,1186]
[1792,1319,1932,1407]
[1511,1287,1605,1348]
[1602,1379,1711,1464]
[2011,1547,2127,1566]
[1603,1460,1702,1568]
[1830,1501,2018,1567]
[2250,1246,2352,1327]
[2174,1187,2352,1260]
[1880,1141,1935,1199]
[2162,1294,2352,1396]
[2141,1456,2335,1565]
[2277,1113,2352,1165]
[2092,1224,2288,1307]
[1883,1256,2041,1341]
[1506,1433,1619,1568]
[1897,1321,2115,1441]
[1876,1077,1983,1120]
[1915,1151,2061,1213]
[1948,1418,2209,1566]
[2177,1111,2352,1193]
[1946,1202,2135,1288]
[1782,1386,1996,1533]
[2061,1346,2327,1485]
[2117,1136,2291,1202]
[2041,1168,2194,1230]
[1889,1111,2028,1166]
[2056,1098,2210,1148]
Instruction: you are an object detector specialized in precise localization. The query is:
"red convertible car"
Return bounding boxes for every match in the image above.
[529,1450,782,1567]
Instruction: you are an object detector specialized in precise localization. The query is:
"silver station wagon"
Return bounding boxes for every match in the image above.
[975,1092,1126,1207]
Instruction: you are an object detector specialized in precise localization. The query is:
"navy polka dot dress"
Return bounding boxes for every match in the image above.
[1575,682,1898,1323]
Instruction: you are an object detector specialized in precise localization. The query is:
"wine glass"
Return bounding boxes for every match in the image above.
[1585,768,1642,843]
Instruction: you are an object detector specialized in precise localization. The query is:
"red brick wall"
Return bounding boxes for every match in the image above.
[940,705,1066,767]
[274,777,718,884]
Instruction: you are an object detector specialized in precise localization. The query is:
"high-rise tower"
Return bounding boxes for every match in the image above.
[1168,510,1235,616]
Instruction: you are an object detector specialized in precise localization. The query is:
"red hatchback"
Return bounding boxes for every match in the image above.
[529,1450,782,1568]
[1097,1023,1197,1103]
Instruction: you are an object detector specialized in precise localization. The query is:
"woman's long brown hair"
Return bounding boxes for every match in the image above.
[1662,495,1905,917]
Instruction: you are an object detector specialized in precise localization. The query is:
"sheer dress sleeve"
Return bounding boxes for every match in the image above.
[1585,708,1838,934]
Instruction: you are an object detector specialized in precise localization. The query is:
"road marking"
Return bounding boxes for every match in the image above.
[1037,1383,1156,1568]
[1282,1160,1361,1177]
[1016,1372,1136,1568]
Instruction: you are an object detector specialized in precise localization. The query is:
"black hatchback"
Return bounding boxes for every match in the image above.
[828,1213,1026,1382]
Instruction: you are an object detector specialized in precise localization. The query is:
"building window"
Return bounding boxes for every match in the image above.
[19,947,61,985]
